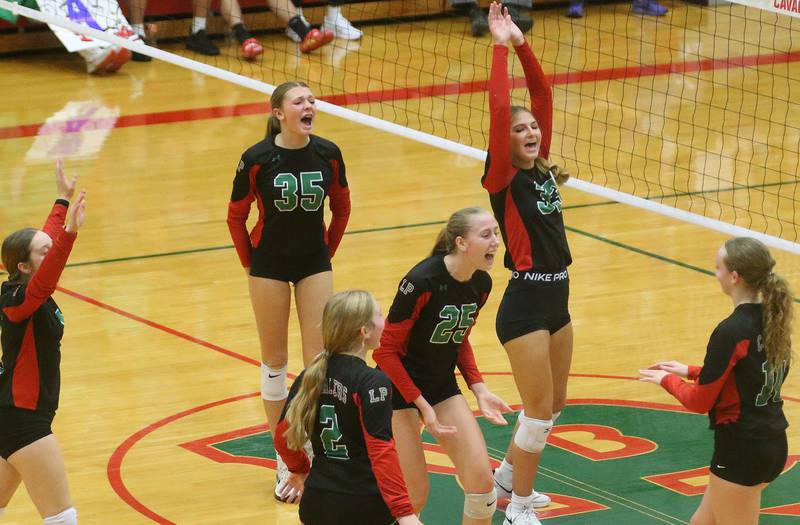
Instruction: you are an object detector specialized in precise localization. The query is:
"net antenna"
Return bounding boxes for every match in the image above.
[4,0,799,255]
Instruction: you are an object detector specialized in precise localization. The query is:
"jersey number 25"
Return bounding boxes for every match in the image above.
[430,304,478,344]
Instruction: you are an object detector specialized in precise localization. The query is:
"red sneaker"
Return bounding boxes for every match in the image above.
[299,28,334,53]
[106,46,131,73]
[241,37,264,60]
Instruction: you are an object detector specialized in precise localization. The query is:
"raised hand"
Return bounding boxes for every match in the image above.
[649,361,689,377]
[55,159,77,201]
[65,190,86,234]
[488,2,511,45]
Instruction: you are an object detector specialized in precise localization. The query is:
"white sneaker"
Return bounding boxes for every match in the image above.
[274,452,299,503]
[504,504,542,525]
[321,13,363,40]
[493,470,551,508]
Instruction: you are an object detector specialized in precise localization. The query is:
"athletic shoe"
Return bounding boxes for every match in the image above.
[566,1,585,17]
[186,30,220,56]
[493,472,551,508]
[299,28,334,53]
[241,37,264,60]
[631,0,668,15]
[468,6,489,37]
[108,46,132,72]
[285,26,302,43]
[501,3,533,33]
[131,36,153,62]
[81,45,128,74]
[504,504,542,525]
[321,12,362,40]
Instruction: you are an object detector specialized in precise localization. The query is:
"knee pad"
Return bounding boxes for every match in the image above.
[463,489,497,519]
[43,507,77,525]
[261,363,288,401]
[514,411,553,453]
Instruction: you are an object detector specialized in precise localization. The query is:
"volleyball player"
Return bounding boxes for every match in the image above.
[227,80,350,503]
[374,207,511,525]
[0,161,86,525]
[483,4,574,523]
[640,238,792,525]
[273,290,422,525]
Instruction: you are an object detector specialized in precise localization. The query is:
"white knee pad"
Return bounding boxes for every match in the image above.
[463,489,497,519]
[43,507,77,525]
[514,412,553,453]
[261,363,288,401]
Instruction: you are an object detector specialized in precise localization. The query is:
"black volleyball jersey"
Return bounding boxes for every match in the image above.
[0,201,75,412]
[227,134,351,264]
[274,354,414,519]
[374,255,491,403]
[482,43,572,272]
[662,303,790,438]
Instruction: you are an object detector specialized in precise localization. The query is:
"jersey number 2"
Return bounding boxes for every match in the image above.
[755,361,786,406]
[274,171,324,212]
[319,404,349,460]
[430,303,478,344]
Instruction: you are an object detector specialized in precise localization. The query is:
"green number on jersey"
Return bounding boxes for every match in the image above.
[755,361,787,406]
[430,303,478,344]
[273,171,324,212]
[319,404,349,460]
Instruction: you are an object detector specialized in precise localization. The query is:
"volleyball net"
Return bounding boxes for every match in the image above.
[2,0,799,253]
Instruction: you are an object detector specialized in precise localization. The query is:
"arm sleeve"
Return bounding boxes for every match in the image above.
[2,229,77,323]
[355,373,416,519]
[660,328,750,413]
[515,40,553,160]
[226,155,258,268]
[687,365,702,381]
[482,44,516,194]
[41,200,69,238]
[273,372,312,474]
[325,148,350,258]
[373,275,432,403]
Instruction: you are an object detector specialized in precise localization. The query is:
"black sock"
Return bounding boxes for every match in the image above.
[288,15,310,40]
[232,23,251,43]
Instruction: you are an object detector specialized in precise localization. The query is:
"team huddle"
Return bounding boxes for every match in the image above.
[0,3,793,525]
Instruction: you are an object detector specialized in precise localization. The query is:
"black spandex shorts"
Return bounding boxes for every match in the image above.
[249,247,331,284]
[710,427,788,486]
[495,269,571,344]
[299,486,396,525]
[0,407,55,460]
[391,373,461,411]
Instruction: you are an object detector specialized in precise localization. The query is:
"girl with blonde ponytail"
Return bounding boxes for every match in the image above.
[274,291,422,525]
[640,237,793,525]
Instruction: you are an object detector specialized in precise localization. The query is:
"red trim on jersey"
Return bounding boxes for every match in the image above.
[272,419,311,474]
[41,201,67,239]
[687,365,702,381]
[504,190,533,270]
[226,164,260,268]
[374,291,433,403]
[484,45,514,194]
[456,338,483,386]
[3,230,76,323]
[515,41,553,160]
[353,392,415,519]
[12,322,39,409]
[661,340,750,418]
[325,158,350,258]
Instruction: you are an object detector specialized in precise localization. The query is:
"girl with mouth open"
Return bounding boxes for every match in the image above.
[227,80,351,504]
[483,3,574,524]
[374,207,511,525]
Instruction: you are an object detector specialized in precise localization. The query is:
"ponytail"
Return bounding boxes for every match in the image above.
[429,207,489,257]
[284,350,331,451]
[535,157,570,186]
[761,271,794,372]
[265,115,281,138]
[283,290,377,450]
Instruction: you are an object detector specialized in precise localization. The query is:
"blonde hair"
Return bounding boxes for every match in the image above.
[430,207,489,257]
[723,237,793,373]
[284,290,376,450]
[510,106,570,186]
[266,80,310,137]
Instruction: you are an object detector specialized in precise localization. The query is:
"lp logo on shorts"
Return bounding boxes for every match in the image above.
[535,178,562,214]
